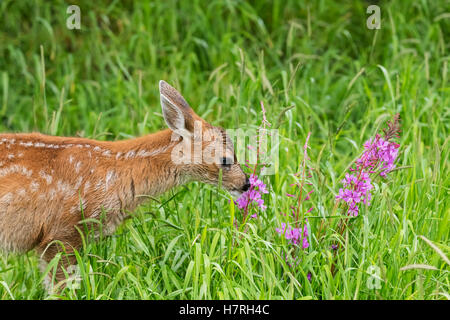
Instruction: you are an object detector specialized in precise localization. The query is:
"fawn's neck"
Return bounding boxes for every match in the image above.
[109,129,187,210]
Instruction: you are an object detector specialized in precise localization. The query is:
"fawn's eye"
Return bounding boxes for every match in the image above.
[221,157,233,168]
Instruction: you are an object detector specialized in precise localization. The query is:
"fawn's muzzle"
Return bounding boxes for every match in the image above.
[242,178,250,192]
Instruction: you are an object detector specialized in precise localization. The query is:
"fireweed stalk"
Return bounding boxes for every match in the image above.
[331,114,401,273]
[275,132,313,267]
[235,102,270,225]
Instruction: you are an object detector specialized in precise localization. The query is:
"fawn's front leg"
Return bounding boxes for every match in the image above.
[37,229,82,294]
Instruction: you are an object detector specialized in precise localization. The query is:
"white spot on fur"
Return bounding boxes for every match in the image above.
[94,179,103,191]
[136,143,175,158]
[56,180,74,198]
[48,188,57,200]
[83,181,91,195]
[105,170,116,190]
[125,151,136,159]
[39,170,53,184]
[17,188,26,197]
[0,165,33,178]
[74,161,82,173]
[20,141,33,147]
[136,150,150,157]
[74,176,83,189]
[30,181,40,192]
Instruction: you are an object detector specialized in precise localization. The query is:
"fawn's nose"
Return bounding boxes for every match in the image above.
[242,178,250,192]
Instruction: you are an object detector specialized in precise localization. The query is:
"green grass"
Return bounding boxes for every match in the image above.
[0,0,448,299]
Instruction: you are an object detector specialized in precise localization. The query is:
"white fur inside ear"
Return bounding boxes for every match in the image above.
[160,94,191,139]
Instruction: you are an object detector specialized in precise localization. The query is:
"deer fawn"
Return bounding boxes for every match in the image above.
[0,80,249,290]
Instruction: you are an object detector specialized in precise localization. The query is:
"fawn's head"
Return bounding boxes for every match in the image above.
[159,80,249,197]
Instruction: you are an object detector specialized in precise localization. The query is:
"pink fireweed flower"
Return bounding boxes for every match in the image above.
[304,189,314,201]
[356,134,400,177]
[336,116,400,216]
[276,222,309,249]
[286,193,296,198]
[236,174,269,215]
[336,172,373,216]
[249,174,268,194]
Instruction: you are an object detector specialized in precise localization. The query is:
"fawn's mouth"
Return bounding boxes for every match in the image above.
[230,190,243,199]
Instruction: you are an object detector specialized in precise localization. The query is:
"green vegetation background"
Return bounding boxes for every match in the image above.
[0,0,448,299]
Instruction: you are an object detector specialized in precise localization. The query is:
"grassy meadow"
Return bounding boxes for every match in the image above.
[0,0,448,299]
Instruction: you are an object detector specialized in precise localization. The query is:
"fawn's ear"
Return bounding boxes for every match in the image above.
[159,80,195,139]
